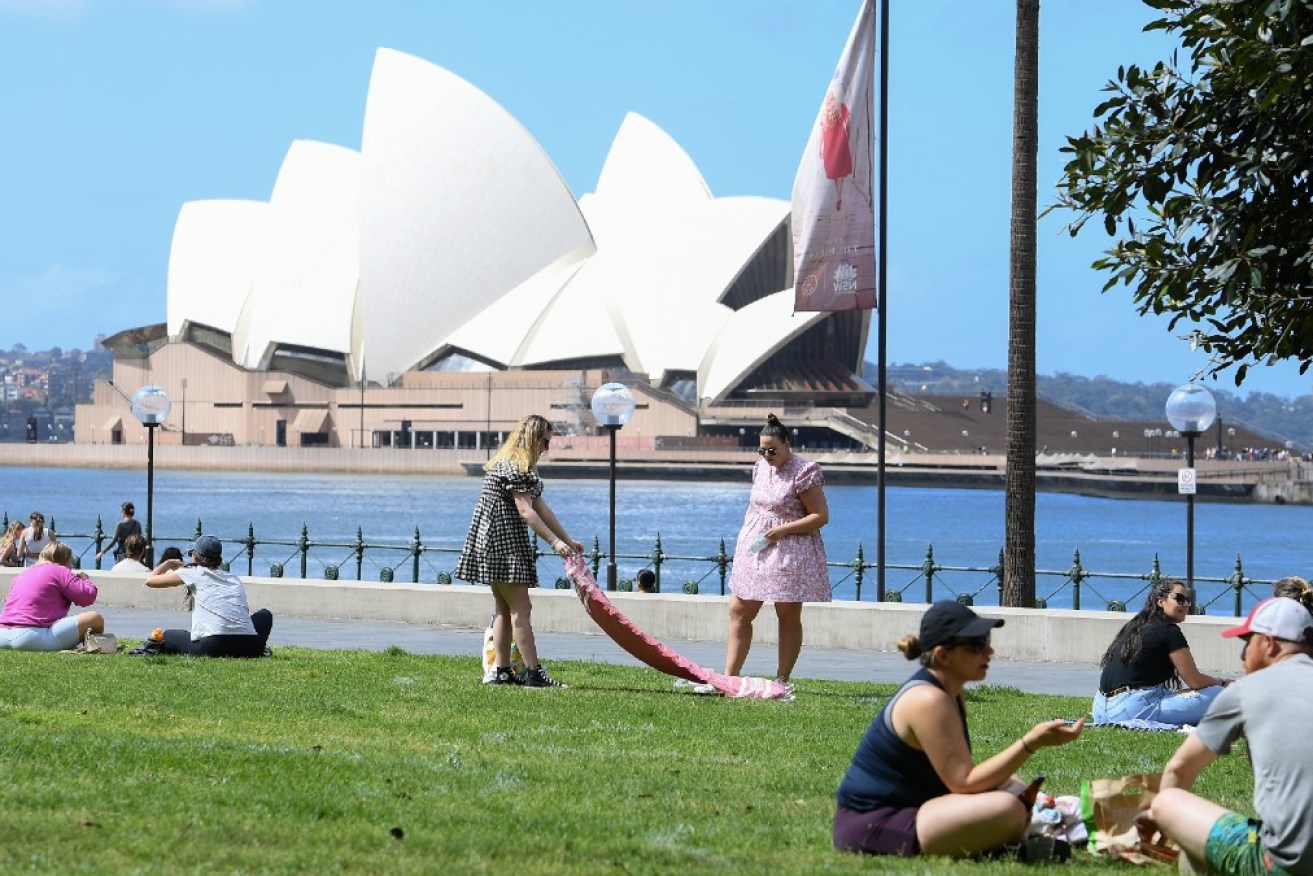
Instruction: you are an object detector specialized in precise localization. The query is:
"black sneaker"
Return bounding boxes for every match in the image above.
[523,665,567,688]
[491,666,524,686]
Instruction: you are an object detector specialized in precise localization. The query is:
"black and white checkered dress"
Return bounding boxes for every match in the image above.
[454,460,544,586]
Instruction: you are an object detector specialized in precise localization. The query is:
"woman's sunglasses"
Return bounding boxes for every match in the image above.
[1167,593,1192,606]
[949,634,991,654]
[757,447,780,457]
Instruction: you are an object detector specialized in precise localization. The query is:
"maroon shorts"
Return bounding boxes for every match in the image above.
[833,803,921,856]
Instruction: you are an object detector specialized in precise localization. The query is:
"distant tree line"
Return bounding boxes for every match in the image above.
[875,360,1312,450]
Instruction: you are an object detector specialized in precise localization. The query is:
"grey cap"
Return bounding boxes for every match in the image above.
[192,534,223,562]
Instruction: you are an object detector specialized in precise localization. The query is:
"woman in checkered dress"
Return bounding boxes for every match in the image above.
[456,414,582,688]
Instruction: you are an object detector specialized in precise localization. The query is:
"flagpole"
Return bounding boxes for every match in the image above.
[876,0,889,600]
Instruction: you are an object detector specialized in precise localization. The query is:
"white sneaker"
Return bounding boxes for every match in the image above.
[690,683,718,695]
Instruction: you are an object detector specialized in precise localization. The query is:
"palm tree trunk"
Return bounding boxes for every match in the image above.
[1005,0,1039,607]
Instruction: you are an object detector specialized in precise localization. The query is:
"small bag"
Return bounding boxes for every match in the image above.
[1080,772,1179,865]
[84,630,119,654]
[480,618,526,682]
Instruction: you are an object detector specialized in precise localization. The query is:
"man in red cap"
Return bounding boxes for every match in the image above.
[1137,597,1313,875]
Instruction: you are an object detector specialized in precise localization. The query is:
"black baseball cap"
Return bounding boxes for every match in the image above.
[920,600,1004,651]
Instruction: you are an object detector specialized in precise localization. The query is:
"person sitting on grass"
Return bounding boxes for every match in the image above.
[144,535,273,658]
[0,541,104,651]
[111,533,150,573]
[1091,578,1229,728]
[1136,597,1313,876]
[833,600,1084,859]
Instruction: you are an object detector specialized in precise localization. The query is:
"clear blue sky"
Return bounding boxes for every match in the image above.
[2,0,1307,400]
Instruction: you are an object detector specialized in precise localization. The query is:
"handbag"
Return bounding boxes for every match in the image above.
[480,616,525,682]
[1080,772,1179,864]
[84,630,119,653]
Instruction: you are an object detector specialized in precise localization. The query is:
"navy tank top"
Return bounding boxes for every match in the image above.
[835,667,971,811]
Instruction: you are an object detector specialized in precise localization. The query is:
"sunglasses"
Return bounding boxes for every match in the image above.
[757,447,780,457]
[541,437,551,450]
[948,634,991,654]
[1167,593,1192,606]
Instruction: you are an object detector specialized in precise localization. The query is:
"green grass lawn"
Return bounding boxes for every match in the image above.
[0,647,1255,875]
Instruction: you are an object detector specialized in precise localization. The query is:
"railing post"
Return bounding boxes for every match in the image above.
[193,519,204,541]
[994,547,1004,606]
[922,544,936,604]
[590,535,602,578]
[651,533,664,594]
[1148,553,1163,587]
[411,526,422,583]
[92,515,105,569]
[354,526,365,581]
[1230,554,1247,618]
[717,538,730,595]
[244,523,256,576]
[850,543,861,598]
[298,524,310,579]
[1067,549,1087,612]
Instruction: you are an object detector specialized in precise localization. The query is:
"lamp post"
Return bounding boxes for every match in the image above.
[130,385,172,567]
[1165,382,1216,604]
[590,382,635,591]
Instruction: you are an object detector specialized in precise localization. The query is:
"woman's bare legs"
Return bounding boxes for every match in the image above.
[490,582,538,667]
[916,791,1028,857]
[76,610,104,639]
[725,595,763,676]
[774,602,803,682]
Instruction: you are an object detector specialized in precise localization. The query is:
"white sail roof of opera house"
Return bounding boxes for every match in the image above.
[166,199,270,338]
[232,139,362,373]
[358,48,595,382]
[161,47,865,401]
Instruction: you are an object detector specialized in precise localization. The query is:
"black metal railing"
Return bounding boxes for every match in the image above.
[4,512,1271,618]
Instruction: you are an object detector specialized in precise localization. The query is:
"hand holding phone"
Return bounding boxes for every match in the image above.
[1019,774,1045,809]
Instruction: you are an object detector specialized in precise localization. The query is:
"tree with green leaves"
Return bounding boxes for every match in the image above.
[1054,0,1313,386]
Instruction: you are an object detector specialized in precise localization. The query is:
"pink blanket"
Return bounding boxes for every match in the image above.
[564,555,791,699]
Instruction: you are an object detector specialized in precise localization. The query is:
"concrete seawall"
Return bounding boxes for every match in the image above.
[0,568,1245,675]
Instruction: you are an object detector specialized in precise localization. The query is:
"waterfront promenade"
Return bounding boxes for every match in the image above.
[2,567,1245,696]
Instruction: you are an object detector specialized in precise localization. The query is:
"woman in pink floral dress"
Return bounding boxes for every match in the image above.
[722,413,831,684]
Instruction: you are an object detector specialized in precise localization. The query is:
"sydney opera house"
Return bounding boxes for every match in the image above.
[75,48,875,452]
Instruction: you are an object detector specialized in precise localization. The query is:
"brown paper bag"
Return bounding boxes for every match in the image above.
[1080,772,1179,865]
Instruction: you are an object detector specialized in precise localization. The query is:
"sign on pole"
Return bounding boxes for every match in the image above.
[1177,468,1197,495]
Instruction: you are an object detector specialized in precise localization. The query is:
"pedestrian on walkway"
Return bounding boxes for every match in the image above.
[97,501,141,565]
[455,414,581,689]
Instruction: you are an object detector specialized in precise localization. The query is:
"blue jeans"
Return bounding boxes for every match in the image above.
[1092,682,1221,727]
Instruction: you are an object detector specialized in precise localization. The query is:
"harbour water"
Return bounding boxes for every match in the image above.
[4,466,1308,615]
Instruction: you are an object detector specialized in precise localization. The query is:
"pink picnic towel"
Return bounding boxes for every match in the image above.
[564,554,791,699]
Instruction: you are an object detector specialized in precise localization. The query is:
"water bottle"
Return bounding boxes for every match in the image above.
[749,534,771,553]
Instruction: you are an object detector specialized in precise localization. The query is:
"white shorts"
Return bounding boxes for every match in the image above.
[0,616,81,651]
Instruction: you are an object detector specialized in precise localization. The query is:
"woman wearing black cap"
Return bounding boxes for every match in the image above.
[144,535,273,658]
[834,601,1084,859]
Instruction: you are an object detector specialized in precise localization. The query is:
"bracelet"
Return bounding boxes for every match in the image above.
[1021,737,1036,755]
[552,539,566,551]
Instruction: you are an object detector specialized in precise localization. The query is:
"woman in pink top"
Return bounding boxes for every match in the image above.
[0,541,103,651]
[720,413,831,685]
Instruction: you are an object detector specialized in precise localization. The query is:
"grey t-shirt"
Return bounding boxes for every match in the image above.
[1194,653,1313,874]
[176,566,256,639]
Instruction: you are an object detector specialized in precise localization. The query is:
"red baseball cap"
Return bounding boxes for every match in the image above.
[1222,597,1313,643]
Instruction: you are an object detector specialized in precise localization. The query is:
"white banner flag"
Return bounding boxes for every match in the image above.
[792,0,877,312]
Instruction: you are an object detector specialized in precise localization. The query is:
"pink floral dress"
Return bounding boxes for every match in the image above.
[729,454,831,603]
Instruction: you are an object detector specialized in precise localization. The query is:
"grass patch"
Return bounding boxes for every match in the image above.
[0,648,1255,874]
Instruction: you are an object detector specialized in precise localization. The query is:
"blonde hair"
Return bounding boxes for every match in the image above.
[485,414,552,473]
[1,520,23,551]
[1274,576,1313,613]
[38,541,74,568]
